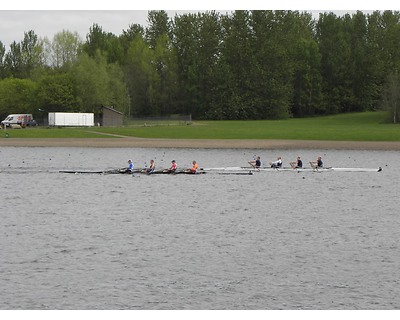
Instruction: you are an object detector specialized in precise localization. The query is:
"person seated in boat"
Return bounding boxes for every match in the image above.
[270,156,282,168]
[290,156,303,169]
[248,156,261,168]
[186,160,198,174]
[119,159,134,173]
[143,159,155,173]
[127,159,134,173]
[164,160,177,173]
[310,156,323,169]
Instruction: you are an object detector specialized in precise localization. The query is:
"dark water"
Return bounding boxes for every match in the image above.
[1,147,399,309]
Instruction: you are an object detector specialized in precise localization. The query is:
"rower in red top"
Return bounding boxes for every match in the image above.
[164,160,177,173]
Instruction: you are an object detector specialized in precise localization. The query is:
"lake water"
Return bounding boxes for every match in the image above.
[0,147,399,310]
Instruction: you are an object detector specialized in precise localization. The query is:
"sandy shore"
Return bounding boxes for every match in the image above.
[1,137,400,150]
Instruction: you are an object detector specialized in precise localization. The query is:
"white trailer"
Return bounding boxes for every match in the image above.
[48,112,94,127]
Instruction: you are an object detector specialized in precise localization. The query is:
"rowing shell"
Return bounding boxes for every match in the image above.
[200,166,382,173]
[59,168,254,175]
[59,169,206,175]
[59,166,382,175]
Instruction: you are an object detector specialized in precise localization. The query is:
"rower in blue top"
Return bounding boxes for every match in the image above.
[127,159,134,172]
[119,159,134,173]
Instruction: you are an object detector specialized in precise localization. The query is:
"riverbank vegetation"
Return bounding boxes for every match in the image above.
[1,10,400,122]
[2,112,400,141]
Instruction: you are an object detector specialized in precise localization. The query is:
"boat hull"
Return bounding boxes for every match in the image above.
[200,166,382,173]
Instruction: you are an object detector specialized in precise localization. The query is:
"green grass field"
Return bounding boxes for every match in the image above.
[2,111,399,141]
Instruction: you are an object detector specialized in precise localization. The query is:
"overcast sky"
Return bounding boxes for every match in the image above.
[0,1,396,50]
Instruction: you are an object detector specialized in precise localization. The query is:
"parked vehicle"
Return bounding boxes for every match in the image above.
[1,114,35,128]
[26,119,38,127]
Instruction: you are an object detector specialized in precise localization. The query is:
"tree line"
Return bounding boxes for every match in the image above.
[1,10,400,123]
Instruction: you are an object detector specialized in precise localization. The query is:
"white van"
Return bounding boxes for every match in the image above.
[1,114,36,128]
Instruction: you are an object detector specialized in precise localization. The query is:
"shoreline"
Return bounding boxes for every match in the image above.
[1,137,400,150]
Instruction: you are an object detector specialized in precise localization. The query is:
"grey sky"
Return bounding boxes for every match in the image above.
[0,1,394,50]
[1,11,158,48]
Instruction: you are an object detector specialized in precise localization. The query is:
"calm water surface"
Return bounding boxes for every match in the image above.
[0,147,399,309]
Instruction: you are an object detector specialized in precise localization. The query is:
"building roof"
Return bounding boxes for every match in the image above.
[102,106,123,115]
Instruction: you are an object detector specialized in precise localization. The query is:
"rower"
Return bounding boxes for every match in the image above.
[248,156,261,168]
[186,160,199,174]
[164,160,177,173]
[290,156,302,169]
[143,159,155,174]
[119,159,134,173]
[127,159,134,173]
[270,156,282,169]
[310,156,323,169]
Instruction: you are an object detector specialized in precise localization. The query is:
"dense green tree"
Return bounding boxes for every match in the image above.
[124,34,154,116]
[3,41,22,78]
[72,51,110,112]
[36,73,78,113]
[120,24,145,59]
[194,12,224,118]
[383,71,400,123]
[44,30,82,69]
[249,10,294,119]
[217,11,254,119]
[105,62,129,116]
[347,11,374,111]
[172,11,224,118]
[151,33,179,115]
[84,24,124,64]
[171,13,201,116]
[3,31,45,79]
[84,24,108,57]
[0,41,5,79]
[379,11,400,71]
[366,11,389,110]
[291,38,323,116]
[20,30,45,78]
[71,51,128,114]
[316,13,353,114]
[146,10,171,49]
[0,78,38,117]
[277,11,323,117]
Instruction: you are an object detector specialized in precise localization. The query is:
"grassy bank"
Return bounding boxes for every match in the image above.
[1,111,399,141]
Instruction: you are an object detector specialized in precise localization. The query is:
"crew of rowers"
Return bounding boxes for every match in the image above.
[249,155,323,169]
[124,159,199,174]
[124,155,322,174]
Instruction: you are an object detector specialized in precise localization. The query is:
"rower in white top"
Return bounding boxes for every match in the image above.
[269,156,282,169]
